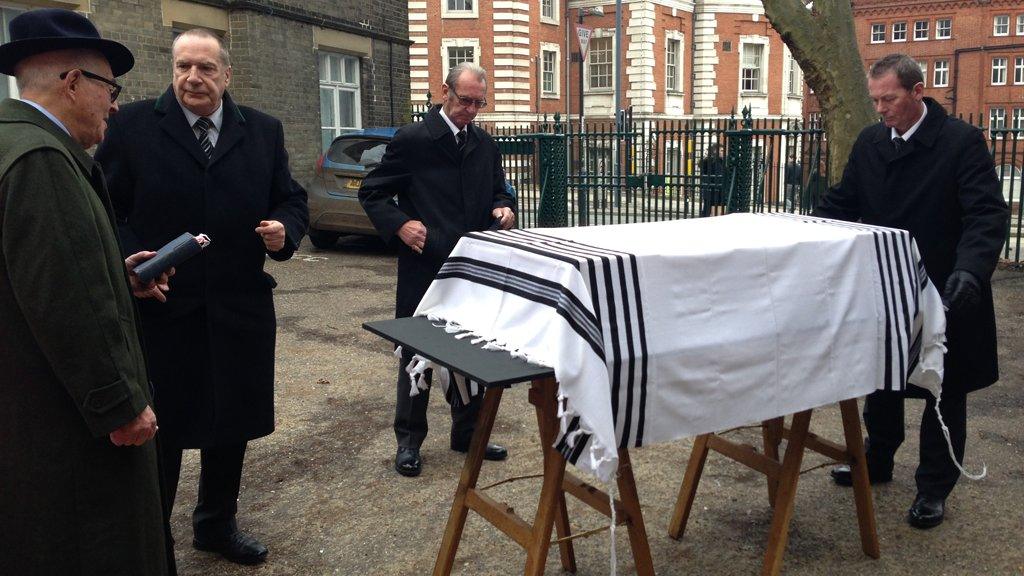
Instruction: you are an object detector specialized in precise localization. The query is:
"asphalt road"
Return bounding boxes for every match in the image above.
[168,236,1024,576]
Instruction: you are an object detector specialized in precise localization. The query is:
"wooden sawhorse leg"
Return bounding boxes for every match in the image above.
[667,401,880,576]
[433,377,654,576]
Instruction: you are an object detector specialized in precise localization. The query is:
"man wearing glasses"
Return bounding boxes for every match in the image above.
[360,62,516,478]
[0,8,173,575]
[95,28,308,566]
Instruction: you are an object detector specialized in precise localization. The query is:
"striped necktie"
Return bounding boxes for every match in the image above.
[194,116,214,158]
[457,129,466,150]
[892,136,905,154]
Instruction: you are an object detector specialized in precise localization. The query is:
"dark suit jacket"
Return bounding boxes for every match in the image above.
[815,97,1008,393]
[358,105,514,317]
[95,88,308,447]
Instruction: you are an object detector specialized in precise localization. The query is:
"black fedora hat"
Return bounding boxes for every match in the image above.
[0,8,134,77]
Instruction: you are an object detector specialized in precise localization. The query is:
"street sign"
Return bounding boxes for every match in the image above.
[575,24,593,61]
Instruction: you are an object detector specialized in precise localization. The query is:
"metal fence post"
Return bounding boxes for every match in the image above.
[726,107,754,213]
[536,132,569,227]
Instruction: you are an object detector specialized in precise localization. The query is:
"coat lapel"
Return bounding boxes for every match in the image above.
[154,88,210,167]
[209,92,246,166]
[425,106,459,164]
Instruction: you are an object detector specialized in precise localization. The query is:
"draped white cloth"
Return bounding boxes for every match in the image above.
[413,214,947,482]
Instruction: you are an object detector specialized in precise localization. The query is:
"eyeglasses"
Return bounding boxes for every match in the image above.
[449,88,487,109]
[59,69,122,103]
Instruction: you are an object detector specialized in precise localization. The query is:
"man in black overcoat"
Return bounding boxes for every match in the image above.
[815,53,1008,528]
[359,62,516,477]
[95,28,308,564]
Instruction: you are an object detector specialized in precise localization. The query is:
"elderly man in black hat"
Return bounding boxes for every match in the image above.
[0,8,173,575]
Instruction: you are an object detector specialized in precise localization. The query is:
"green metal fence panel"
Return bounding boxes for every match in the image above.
[468,111,1021,263]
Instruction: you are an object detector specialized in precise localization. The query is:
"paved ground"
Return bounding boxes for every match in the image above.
[169,235,1024,575]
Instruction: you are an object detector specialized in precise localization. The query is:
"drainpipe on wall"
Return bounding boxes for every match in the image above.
[950,43,1024,118]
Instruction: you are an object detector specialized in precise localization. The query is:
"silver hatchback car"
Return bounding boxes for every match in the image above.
[307,128,398,248]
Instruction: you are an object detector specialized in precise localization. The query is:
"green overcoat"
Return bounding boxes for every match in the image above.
[0,99,169,575]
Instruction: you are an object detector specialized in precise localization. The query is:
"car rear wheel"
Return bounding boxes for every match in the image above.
[308,230,341,249]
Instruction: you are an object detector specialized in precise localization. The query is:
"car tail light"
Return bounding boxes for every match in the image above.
[315,153,325,175]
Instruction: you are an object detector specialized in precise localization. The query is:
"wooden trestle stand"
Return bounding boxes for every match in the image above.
[667,400,881,576]
[364,317,654,576]
[366,318,881,575]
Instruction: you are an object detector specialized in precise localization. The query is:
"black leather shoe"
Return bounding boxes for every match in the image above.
[829,464,893,487]
[395,446,422,477]
[193,531,268,565]
[451,441,508,461]
[907,493,945,529]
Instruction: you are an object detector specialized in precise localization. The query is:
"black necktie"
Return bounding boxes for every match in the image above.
[893,136,905,154]
[194,116,214,158]
[457,129,466,150]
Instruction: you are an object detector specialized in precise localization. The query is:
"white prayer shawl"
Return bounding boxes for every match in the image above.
[412,214,948,482]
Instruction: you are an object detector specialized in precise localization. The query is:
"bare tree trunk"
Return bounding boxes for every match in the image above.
[761,0,876,185]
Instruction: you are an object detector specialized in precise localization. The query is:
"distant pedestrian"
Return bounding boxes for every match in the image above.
[700,143,726,216]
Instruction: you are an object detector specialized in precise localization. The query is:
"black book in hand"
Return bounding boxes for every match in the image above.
[133,233,211,284]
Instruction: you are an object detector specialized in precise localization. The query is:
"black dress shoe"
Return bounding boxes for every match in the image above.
[451,441,508,461]
[193,531,268,565]
[829,464,893,487]
[907,493,945,529]
[395,446,422,477]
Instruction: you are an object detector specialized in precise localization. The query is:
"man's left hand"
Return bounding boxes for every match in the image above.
[492,207,515,230]
[943,269,981,313]
[256,220,286,252]
[126,251,173,303]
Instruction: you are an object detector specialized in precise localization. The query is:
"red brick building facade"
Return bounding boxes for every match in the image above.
[408,0,804,123]
[852,0,1024,129]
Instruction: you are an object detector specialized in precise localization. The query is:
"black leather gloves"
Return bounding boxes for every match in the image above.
[943,269,981,312]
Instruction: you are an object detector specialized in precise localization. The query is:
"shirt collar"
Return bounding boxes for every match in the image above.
[438,106,466,137]
[19,99,71,137]
[177,97,224,132]
[892,101,927,141]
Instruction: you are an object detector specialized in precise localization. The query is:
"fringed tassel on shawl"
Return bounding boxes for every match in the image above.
[934,394,987,480]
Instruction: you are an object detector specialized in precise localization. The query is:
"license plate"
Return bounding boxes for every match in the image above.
[345,178,361,189]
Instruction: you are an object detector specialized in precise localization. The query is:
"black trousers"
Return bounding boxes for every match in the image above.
[160,441,247,541]
[862,388,968,499]
[394,350,482,449]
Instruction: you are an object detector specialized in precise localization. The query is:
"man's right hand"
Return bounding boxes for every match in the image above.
[109,405,158,446]
[397,220,427,254]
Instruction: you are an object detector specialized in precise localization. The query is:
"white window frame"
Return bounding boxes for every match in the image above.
[318,52,361,151]
[936,18,952,39]
[892,22,907,42]
[740,41,767,94]
[1017,14,1024,35]
[1,6,26,101]
[992,57,1007,85]
[871,23,885,43]
[914,20,929,40]
[440,38,481,83]
[540,0,559,25]
[933,60,949,87]
[1015,56,1024,85]
[442,0,478,19]
[990,107,1006,132]
[586,33,614,92]
[540,42,560,97]
[665,32,683,94]
[1013,107,1024,130]
[918,60,928,87]
[994,15,1010,36]
[786,53,802,97]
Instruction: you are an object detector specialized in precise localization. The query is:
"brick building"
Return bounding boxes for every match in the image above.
[0,0,411,183]
[408,0,804,124]
[852,0,1024,129]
